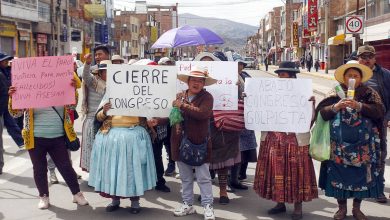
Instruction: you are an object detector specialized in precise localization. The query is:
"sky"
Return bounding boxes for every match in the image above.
[113,0,284,27]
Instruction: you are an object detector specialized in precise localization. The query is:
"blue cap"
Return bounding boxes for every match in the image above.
[0,52,13,62]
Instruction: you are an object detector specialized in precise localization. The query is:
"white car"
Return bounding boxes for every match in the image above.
[243,57,255,69]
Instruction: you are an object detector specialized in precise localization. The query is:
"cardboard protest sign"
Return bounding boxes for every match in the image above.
[244,78,313,133]
[176,61,238,110]
[11,56,75,109]
[106,65,177,117]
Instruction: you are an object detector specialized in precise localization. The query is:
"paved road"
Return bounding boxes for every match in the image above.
[1,70,390,220]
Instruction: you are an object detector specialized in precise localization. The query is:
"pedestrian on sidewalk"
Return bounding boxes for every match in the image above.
[264,56,269,71]
[306,52,313,72]
[300,56,305,69]
[314,59,320,72]
[253,61,318,220]
[79,46,109,172]
[358,45,390,203]
[316,61,383,220]
[172,64,216,220]
[0,65,8,175]
[8,80,89,210]
[0,53,24,149]
[88,80,157,214]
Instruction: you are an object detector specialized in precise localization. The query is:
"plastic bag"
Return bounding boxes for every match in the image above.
[309,113,331,161]
[169,107,184,126]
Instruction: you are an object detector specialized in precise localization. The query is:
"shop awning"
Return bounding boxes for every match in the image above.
[328,34,345,45]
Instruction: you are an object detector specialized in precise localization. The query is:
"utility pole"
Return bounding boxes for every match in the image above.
[355,0,360,50]
[56,0,61,56]
[324,0,329,74]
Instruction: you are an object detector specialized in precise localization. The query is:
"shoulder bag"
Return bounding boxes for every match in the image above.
[52,107,81,151]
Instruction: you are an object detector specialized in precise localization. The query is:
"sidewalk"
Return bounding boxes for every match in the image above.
[263,65,336,81]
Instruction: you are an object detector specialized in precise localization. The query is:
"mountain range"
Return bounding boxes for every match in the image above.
[178,13,258,52]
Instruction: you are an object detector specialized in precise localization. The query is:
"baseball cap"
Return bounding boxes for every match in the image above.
[357,45,376,56]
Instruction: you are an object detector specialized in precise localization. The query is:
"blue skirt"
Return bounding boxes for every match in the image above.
[88,126,157,197]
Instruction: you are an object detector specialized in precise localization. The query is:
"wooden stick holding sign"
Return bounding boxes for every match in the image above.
[11,56,75,109]
[106,65,177,117]
[244,78,313,133]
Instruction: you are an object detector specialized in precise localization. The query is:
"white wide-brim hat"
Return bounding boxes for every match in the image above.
[334,60,373,84]
[177,65,217,86]
[194,52,220,61]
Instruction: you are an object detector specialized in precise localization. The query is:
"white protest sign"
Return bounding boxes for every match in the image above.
[244,78,313,133]
[176,61,238,110]
[106,65,177,117]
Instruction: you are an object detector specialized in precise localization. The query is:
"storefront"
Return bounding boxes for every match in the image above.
[0,22,17,55]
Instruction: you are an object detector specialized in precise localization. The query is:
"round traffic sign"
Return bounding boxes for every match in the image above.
[346,16,363,33]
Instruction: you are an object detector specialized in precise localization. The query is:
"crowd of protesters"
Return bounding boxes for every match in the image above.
[0,44,389,220]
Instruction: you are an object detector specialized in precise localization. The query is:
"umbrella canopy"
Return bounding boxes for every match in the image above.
[151,25,224,49]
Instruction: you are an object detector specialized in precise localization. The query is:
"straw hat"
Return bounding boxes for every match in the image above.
[111,54,124,62]
[128,59,137,65]
[334,60,373,84]
[177,66,217,86]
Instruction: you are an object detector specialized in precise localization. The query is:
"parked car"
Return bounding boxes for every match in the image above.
[243,57,255,69]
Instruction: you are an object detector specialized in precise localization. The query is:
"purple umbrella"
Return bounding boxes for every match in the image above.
[151,25,224,49]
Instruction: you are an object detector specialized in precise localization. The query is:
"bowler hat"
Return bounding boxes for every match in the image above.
[274,61,300,74]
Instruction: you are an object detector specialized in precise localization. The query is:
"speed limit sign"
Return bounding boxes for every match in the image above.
[345,15,364,34]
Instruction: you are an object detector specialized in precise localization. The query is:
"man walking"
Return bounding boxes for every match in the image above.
[358,45,390,203]
[306,52,313,72]
[0,53,24,149]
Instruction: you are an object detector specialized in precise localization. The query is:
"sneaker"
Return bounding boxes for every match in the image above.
[173,202,196,217]
[38,195,50,209]
[165,162,176,176]
[72,192,89,206]
[49,170,59,184]
[203,204,215,220]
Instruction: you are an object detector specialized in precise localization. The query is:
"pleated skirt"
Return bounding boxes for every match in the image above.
[88,126,157,198]
[253,132,318,203]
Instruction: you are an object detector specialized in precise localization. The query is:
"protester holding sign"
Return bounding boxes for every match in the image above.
[8,72,88,210]
[316,61,384,220]
[171,65,216,220]
[195,52,242,205]
[80,45,109,172]
[88,94,157,214]
[253,61,318,220]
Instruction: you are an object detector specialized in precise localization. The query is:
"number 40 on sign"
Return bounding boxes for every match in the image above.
[345,15,364,34]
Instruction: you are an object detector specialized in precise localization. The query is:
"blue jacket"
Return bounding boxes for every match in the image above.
[0,72,8,115]
[364,64,390,120]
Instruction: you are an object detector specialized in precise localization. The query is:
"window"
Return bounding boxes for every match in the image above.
[38,1,50,22]
[63,10,67,25]
[367,0,390,19]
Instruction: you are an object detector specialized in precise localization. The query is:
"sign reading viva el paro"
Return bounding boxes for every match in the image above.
[11,56,75,109]
[106,65,177,117]
[244,78,313,133]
